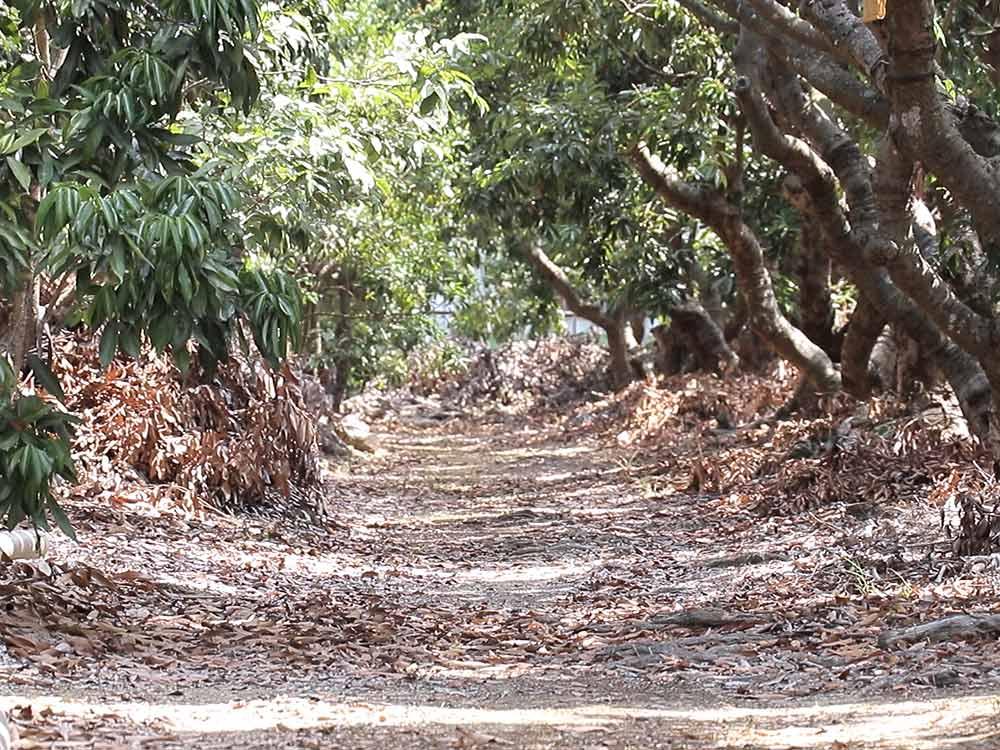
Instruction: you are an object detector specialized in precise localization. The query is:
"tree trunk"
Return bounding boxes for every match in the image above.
[519,240,634,390]
[870,327,897,390]
[668,301,740,374]
[870,138,998,440]
[2,274,37,374]
[652,323,686,376]
[894,329,938,399]
[885,0,1000,254]
[730,45,994,442]
[630,143,841,392]
[840,295,886,399]
[682,254,726,325]
[605,313,633,390]
[2,177,41,373]
[794,222,838,358]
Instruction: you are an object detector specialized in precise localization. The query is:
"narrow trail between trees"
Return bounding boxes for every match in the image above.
[2,415,1000,748]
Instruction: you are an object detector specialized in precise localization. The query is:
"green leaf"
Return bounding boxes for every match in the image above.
[46,497,76,541]
[149,314,173,351]
[119,325,141,357]
[177,263,193,303]
[172,346,190,373]
[205,264,240,294]
[2,128,48,155]
[419,90,440,116]
[27,355,66,404]
[109,243,127,281]
[99,323,119,368]
[6,157,31,192]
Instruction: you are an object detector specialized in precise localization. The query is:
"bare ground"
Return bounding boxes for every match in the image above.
[2,414,1000,748]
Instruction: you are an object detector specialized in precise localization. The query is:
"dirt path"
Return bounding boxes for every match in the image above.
[2,417,1000,748]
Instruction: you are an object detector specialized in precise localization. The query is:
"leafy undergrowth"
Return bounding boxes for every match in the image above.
[405,336,612,413]
[564,364,987,526]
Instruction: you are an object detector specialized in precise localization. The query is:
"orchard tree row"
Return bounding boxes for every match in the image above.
[3,0,1000,530]
[430,0,1000,455]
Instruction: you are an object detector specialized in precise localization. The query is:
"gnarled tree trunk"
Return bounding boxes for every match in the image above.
[729,38,994,442]
[840,295,887,399]
[651,323,685,377]
[667,301,739,374]
[519,241,634,389]
[794,222,838,358]
[630,143,841,392]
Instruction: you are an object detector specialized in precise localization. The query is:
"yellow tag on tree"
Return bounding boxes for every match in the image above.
[863,0,887,22]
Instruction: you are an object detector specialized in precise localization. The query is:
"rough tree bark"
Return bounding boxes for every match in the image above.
[651,323,685,377]
[629,143,841,392]
[729,38,993,440]
[667,301,740,374]
[519,241,634,389]
[840,295,887,399]
[604,308,633,390]
[884,0,1000,254]
[672,0,1000,441]
[793,222,838,358]
[700,0,1000,161]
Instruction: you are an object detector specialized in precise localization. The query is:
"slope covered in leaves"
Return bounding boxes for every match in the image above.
[405,336,612,413]
[562,364,989,551]
[47,332,322,518]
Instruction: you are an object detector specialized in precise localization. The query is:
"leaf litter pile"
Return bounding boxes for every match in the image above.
[403,336,611,413]
[50,331,322,516]
[3,338,1000,747]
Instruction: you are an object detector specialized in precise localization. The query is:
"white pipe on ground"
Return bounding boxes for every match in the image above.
[0,529,47,560]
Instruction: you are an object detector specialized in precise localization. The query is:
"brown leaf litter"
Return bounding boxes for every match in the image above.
[1,339,1000,747]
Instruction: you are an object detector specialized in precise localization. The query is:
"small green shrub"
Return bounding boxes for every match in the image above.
[0,357,78,538]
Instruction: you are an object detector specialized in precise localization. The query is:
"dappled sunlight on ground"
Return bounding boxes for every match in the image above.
[4,416,1000,748]
[4,690,1000,748]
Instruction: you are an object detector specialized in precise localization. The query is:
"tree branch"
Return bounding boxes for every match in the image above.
[671,0,739,35]
[733,38,992,436]
[518,241,615,330]
[885,0,1000,253]
[744,0,836,57]
[630,141,841,390]
[800,0,888,91]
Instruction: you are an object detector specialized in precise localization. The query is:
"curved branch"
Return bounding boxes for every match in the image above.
[744,0,836,57]
[800,0,888,91]
[518,242,635,388]
[885,0,1000,251]
[733,42,992,436]
[629,142,841,390]
[518,241,614,330]
[785,50,888,128]
[870,139,995,363]
[673,0,739,35]
[840,295,887,399]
